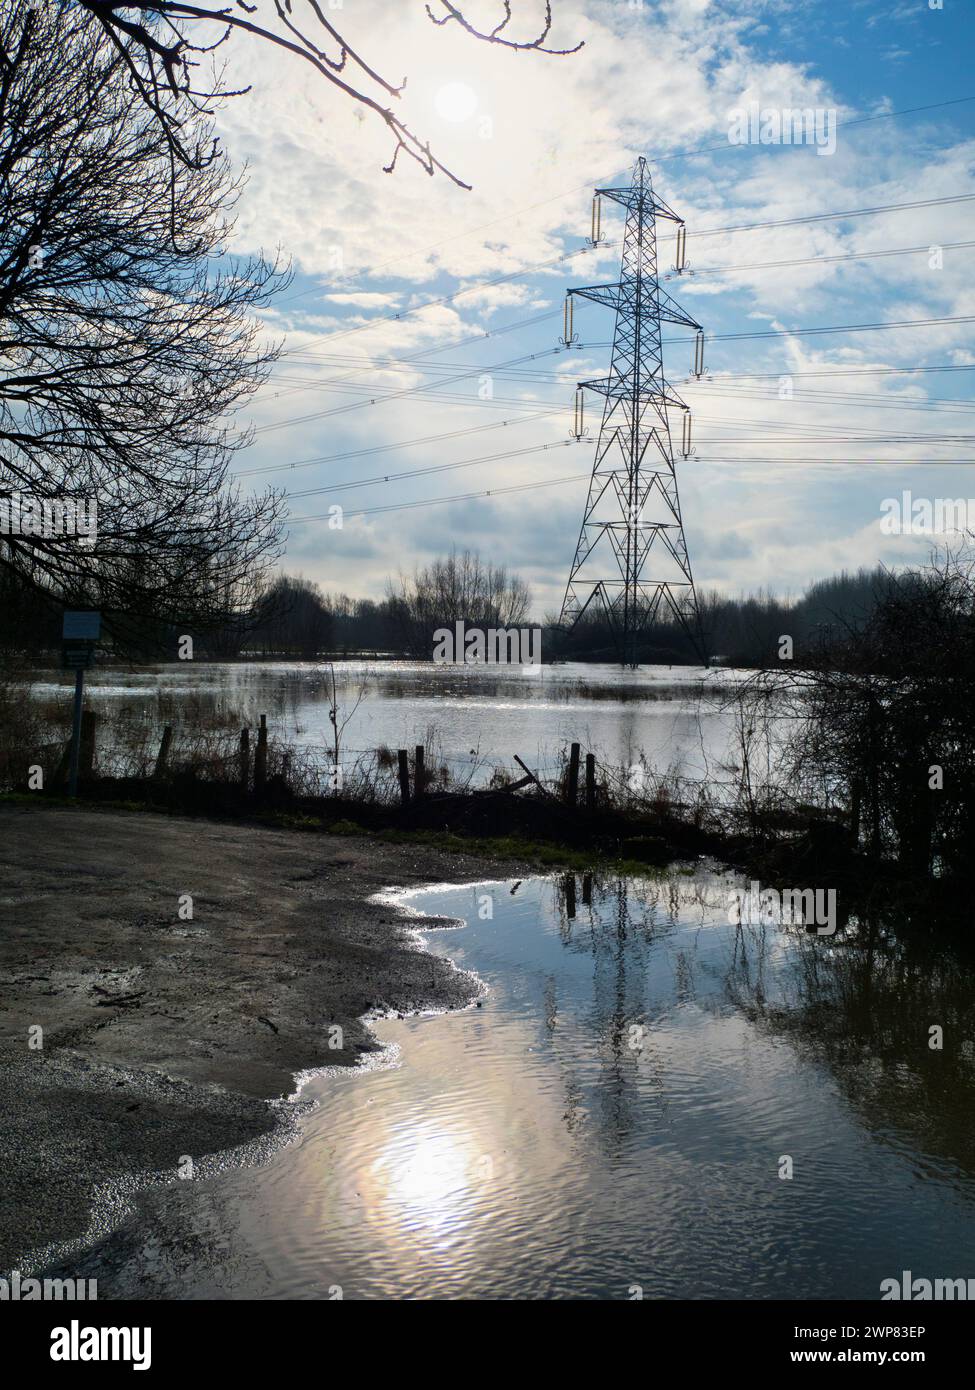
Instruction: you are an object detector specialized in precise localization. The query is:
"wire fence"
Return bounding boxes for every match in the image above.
[2,689,808,834]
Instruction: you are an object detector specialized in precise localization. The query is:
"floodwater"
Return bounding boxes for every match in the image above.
[30,660,741,784]
[68,871,975,1300]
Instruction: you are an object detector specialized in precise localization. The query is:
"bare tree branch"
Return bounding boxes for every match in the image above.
[425,2,583,55]
[73,2,582,187]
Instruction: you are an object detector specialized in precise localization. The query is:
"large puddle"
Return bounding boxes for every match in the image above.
[59,870,975,1299]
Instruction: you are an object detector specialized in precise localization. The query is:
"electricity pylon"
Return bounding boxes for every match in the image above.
[558,157,707,668]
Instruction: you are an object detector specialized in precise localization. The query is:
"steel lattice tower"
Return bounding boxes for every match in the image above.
[559,157,707,668]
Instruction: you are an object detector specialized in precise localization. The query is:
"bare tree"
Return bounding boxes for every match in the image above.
[0,2,288,637]
[72,1,582,188]
[731,543,975,878]
[388,547,531,654]
[324,662,366,794]
[250,574,333,657]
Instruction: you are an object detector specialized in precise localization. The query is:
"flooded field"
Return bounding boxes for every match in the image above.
[28,659,740,784]
[65,870,975,1301]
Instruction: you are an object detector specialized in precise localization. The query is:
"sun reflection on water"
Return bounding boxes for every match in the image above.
[368,1124,481,1238]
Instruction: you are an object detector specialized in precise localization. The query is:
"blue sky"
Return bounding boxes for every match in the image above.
[209,0,975,617]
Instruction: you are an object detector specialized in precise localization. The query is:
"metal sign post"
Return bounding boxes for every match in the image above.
[62,612,101,797]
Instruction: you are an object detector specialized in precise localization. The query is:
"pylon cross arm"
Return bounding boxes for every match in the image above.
[595,187,683,224]
[656,284,701,331]
[570,282,622,310]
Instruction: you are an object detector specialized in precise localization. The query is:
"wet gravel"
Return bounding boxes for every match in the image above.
[0,802,523,1271]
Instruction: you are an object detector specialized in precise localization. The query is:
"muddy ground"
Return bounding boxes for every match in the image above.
[0,802,525,1272]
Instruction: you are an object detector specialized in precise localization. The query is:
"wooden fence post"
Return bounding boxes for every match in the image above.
[254,714,268,797]
[414,744,425,800]
[397,749,411,807]
[154,725,173,780]
[566,741,580,807]
[239,728,250,792]
[585,753,596,813]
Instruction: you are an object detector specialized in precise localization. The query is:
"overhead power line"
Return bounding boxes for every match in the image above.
[250,315,975,438]
[280,241,617,359]
[682,193,975,241]
[253,343,582,434]
[283,439,581,499]
[287,471,590,522]
[235,411,562,479]
[279,436,973,504]
[278,191,975,358]
[234,384,975,486]
[287,453,975,525]
[665,238,975,279]
[684,364,975,383]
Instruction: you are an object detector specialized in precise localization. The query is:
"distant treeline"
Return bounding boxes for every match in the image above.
[222,560,903,668]
[558,567,891,666]
[0,551,895,667]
